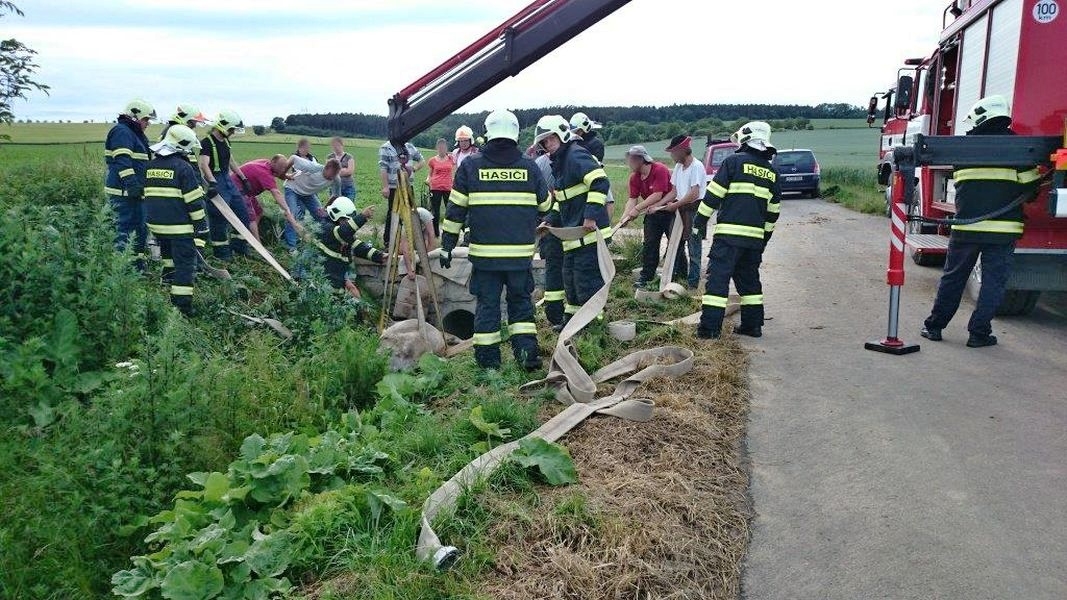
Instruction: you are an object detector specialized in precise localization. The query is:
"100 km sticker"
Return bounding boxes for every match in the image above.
[1033,0,1059,23]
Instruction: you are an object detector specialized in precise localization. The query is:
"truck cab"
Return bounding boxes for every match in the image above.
[871,0,1067,315]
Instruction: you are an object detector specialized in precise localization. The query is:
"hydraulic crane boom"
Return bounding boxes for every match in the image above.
[386,0,631,146]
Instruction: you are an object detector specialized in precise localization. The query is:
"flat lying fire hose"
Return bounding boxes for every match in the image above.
[415,226,695,569]
[208,195,293,282]
[634,212,689,303]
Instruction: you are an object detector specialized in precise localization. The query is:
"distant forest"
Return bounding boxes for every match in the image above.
[275,103,865,148]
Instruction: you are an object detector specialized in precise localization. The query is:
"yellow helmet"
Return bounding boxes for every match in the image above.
[173,103,205,126]
[163,124,200,155]
[124,98,157,121]
[214,109,244,135]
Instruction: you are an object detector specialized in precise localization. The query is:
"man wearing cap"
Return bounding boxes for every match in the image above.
[379,140,425,245]
[622,145,684,287]
[692,121,781,339]
[657,135,708,289]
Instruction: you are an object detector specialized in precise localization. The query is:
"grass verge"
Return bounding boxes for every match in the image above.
[821,167,886,215]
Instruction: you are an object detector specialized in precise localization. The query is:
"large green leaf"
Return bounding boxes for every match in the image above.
[160,560,224,600]
[201,472,230,504]
[111,566,156,597]
[511,438,578,485]
[243,530,292,577]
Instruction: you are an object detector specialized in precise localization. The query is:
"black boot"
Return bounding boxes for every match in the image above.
[966,334,997,348]
[733,325,762,338]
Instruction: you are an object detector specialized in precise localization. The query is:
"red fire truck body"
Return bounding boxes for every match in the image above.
[869,0,1067,314]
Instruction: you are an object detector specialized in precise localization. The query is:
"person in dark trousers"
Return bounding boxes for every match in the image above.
[536,114,612,325]
[143,124,208,316]
[622,145,686,287]
[378,140,425,246]
[317,196,386,300]
[921,95,1043,348]
[440,109,551,371]
[532,146,565,327]
[199,110,253,261]
[692,121,781,339]
[104,98,155,272]
[426,138,455,236]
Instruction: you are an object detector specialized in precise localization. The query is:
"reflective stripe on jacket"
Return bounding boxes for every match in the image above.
[441,140,551,270]
[546,141,611,252]
[143,154,206,237]
[695,147,781,249]
[104,116,151,198]
[949,122,1041,244]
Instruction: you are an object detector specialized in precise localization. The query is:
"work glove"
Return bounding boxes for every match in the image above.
[240,179,254,196]
[439,249,452,269]
[126,183,144,201]
[206,181,218,198]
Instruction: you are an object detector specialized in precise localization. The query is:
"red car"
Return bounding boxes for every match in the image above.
[703,138,739,178]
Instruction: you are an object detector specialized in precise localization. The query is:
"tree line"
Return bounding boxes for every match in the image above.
[276,103,865,148]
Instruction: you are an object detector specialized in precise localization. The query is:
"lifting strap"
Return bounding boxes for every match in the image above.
[415,225,695,568]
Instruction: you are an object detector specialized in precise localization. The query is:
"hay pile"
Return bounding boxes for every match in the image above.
[477,336,752,600]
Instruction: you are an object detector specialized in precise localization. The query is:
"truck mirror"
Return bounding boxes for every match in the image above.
[867,96,879,126]
[895,75,914,111]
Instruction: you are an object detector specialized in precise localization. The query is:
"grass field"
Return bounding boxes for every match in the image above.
[0,122,756,599]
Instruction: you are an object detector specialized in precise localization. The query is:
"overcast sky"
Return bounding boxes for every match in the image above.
[8,0,947,124]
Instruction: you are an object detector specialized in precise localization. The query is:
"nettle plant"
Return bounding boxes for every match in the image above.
[111,416,401,600]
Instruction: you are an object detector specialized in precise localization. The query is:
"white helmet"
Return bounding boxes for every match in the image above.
[731,121,775,152]
[214,109,244,135]
[326,196,357,222]
[964,94,1011,129]
[569,112,601,133]
[455,125,474,142]
[484,109,520,143]
[534,115,572,146]
[124,98,157,121]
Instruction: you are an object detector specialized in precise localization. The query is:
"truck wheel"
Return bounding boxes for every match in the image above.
[965,261,1040,316]
[996,290,1041,316]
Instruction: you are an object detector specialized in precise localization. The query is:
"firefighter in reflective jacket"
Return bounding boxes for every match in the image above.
[535,114,612,322]
[440,109,551,370]
[144,125,208,316]
[105,98,155,271]
[692,121,781,339]
[318,196,386,300]
[921,95,1043,348]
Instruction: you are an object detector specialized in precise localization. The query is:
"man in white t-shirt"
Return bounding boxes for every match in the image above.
[655,134,708,288]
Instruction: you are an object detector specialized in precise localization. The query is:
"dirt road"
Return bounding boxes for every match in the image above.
[742,199,1067,599]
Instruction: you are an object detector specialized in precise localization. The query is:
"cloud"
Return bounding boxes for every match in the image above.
[8,0,946,125]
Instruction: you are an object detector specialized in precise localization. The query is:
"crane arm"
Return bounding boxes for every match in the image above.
[387,0,631,145]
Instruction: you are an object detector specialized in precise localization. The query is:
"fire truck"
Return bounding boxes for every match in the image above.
[866,0,1067,315]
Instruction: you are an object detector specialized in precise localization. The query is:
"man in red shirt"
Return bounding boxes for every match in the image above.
[622,145,684,287]
[231,154,303,241]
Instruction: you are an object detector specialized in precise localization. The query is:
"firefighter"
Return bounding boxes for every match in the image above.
[317,196,386,300]
[533,146,565,328]
[199,110,254,261]
[452,126,478,168]
[159,103,206,141]
[692,121,781,340]
[104,98,155,272]
[143,124,208,316]
[569,112,605,163]
[920,95,1043,348]
[535,114,612,323]
[439,109,551,371]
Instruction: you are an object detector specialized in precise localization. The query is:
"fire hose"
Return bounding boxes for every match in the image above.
[904,172,1050,227]
[415,226,696,569]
